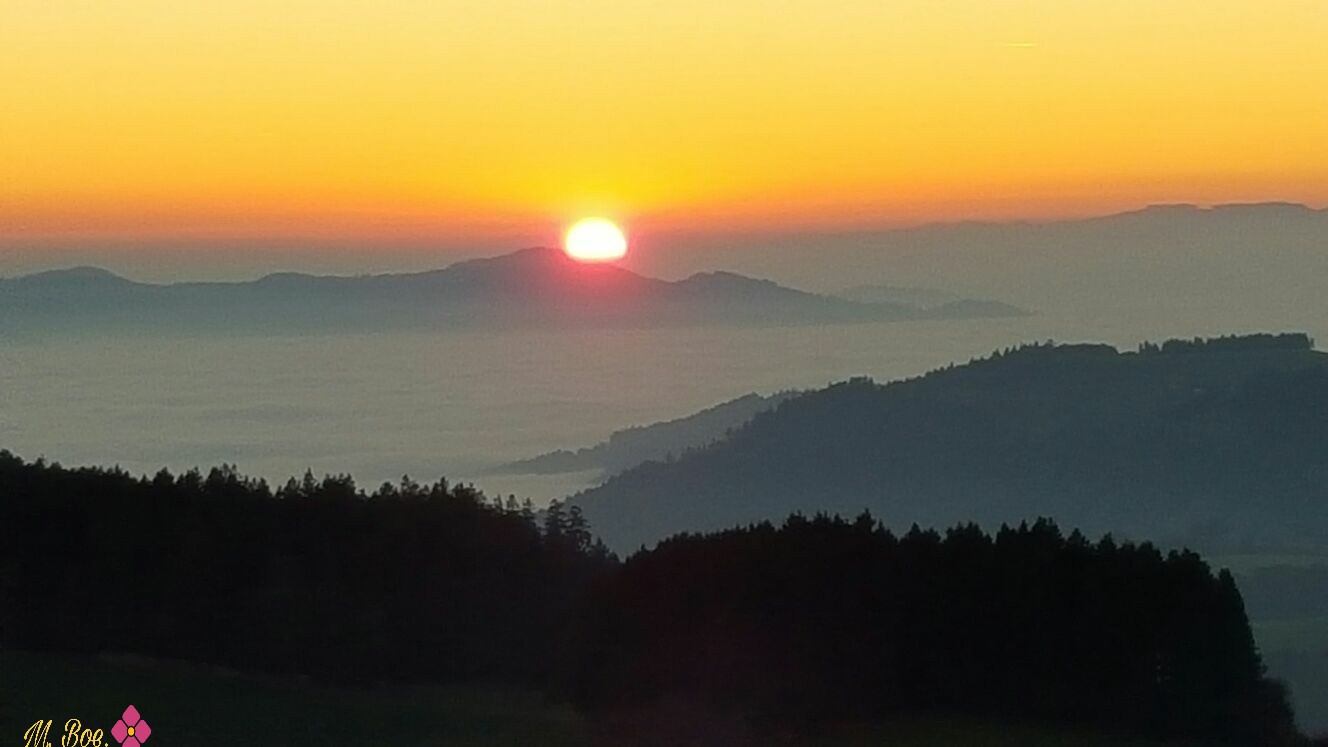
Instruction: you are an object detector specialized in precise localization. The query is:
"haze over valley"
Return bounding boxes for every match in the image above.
[7,0,1328,738]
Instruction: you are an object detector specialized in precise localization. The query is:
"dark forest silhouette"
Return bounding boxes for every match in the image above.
[1,451,1312,743]
[572,515,1299,744]
[0,452,612,685]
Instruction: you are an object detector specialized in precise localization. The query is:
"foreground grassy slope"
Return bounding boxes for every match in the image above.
[2,651,1220,747]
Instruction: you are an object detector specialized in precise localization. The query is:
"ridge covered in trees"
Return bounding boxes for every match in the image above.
[0,450,1310,743]
[492,391,800,477]
[0,451,611,685]
[572,333,1328,553]
[572,515,1299,744]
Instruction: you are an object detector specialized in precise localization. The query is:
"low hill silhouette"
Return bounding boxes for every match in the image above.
[0,248,1025,336]
[660,202,1328,331]
[572,333,1328,554]
[491,391,800,477]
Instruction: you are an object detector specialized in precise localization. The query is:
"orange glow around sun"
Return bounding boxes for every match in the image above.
[564,219,628,262]
[1,1,1326,251]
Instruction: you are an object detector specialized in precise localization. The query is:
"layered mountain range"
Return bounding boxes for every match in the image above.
[570,333,1328,554]
[0,248,1024,336]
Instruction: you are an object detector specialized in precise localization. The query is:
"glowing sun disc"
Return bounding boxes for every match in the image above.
[564,218,627,262]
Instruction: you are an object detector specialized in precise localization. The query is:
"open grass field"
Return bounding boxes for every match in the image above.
[1,650,1224,747]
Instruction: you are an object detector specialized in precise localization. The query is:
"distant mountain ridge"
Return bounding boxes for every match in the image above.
[0,248,1026,335]
[834,285,960,308]
[571,333,1328,554]
[634,201,1328,333]
[491,391,802,478]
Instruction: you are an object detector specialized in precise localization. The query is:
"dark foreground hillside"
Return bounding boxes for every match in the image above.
[573,333,1328,554]
[0,452,1311,744]
[0,452,614,685]
[5,651,1253,747]
[571,516,1298,745]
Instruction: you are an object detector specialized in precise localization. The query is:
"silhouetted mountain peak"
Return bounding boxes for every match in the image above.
[1122,201,1318,219]
[251,271,332,288]
[1209,201,1321,215]
[10,266,136,286]
[2,248,1027,334]
[430,247,651,298]
[451,246,569,269]
[676,270,787,293]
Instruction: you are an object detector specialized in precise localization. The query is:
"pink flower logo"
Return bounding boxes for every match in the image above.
[110,705,152,745]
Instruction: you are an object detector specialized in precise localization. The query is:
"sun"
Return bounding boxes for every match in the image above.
[564,218,627,262]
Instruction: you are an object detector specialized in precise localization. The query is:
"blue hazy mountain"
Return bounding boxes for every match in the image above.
[571,333,1328,555]
[491,390,802,477]
[0,248,1026,336]
[638,202,1328,335]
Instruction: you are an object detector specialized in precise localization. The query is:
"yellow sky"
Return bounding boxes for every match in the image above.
[3,0,1326,247]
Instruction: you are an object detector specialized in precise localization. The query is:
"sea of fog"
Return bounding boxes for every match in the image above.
[6,311,1318,503]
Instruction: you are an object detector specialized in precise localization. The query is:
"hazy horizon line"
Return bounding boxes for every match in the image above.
[4,199,1325,284]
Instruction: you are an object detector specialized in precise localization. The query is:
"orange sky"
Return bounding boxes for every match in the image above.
[3,0,1327,251]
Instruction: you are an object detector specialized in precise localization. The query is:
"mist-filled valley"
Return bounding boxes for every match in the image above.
[6,206,1328,740]
[9,0,1328,740]
[11,318,1326,502]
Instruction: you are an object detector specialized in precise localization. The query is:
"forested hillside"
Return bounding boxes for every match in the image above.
[494,391,800,477]
[573,515,1298,744]
[573,334,1328,553]
[0,450,1310,743]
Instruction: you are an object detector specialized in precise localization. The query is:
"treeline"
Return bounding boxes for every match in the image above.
[572,333,1328,554]
[984,332,1313,361]
[0,451,1306,743]
[0,451,611,684]
[572,516,1300,744]
[1139,332,1314,354]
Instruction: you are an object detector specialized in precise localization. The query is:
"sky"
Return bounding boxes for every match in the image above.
[3,0,1327,270]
